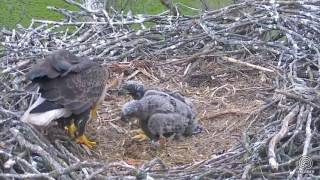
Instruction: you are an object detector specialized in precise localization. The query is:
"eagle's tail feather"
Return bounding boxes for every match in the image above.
[20,96,71,126]
[30,99,64,113]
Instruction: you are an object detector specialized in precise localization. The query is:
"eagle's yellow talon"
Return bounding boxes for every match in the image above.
[130,129,144,134]
[76,135,96,149]
[130,129,149,141]
[65,123,77,138]
[91,106,98,120]
[132,133,149,142]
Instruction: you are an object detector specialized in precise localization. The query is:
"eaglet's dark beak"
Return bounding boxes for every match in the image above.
[120,114,130,122]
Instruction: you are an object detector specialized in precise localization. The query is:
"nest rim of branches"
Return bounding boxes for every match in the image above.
[1,0,320,179]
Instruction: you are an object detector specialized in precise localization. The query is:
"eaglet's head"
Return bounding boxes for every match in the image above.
[118,80,145,99]
[120,100,142,122]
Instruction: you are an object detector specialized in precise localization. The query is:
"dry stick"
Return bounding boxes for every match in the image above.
[13,156,41,174]
[54,140,79,163]
[140,158,167,171]
[158,48,215,65]
[200,109,246,120]
[160,0,179,16]
[282,105,307,149]
[160,54,275,75]
[64,0,93,13]
[0,162,103,180]
[9,128,68,175]
[220,56,275,73]
[32,17,153,26]
[241,164,252,180]
[268,105,300,171]
[243,100,279,152]
[48,161,102,178]
[0,107,20,117]
[255,155,301,171]
[126,69,140,80]
[0,173,54,180]
[297,106,313,180]
[139,68,159,82]
[1,60,30,74]
[275,90,320,109]
[85,167,105,180]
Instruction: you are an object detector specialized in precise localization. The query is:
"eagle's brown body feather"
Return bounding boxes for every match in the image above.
[37,62,107,115]
[21,50,108,148]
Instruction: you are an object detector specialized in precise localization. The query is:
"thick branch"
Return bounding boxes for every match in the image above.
[268,105,300,171]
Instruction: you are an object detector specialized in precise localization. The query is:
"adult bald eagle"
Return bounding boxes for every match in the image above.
[121,92,201,147]
[118,80,199,141]
[20,50,108,148]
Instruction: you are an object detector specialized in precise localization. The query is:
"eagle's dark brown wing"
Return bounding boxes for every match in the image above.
[38,62,107,115]
[26,50,108,115]
[27,50,81,80]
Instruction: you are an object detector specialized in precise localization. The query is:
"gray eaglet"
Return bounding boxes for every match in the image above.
[120,81,201,146]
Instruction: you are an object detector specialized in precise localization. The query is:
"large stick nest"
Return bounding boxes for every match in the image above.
[1,0,320,179]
